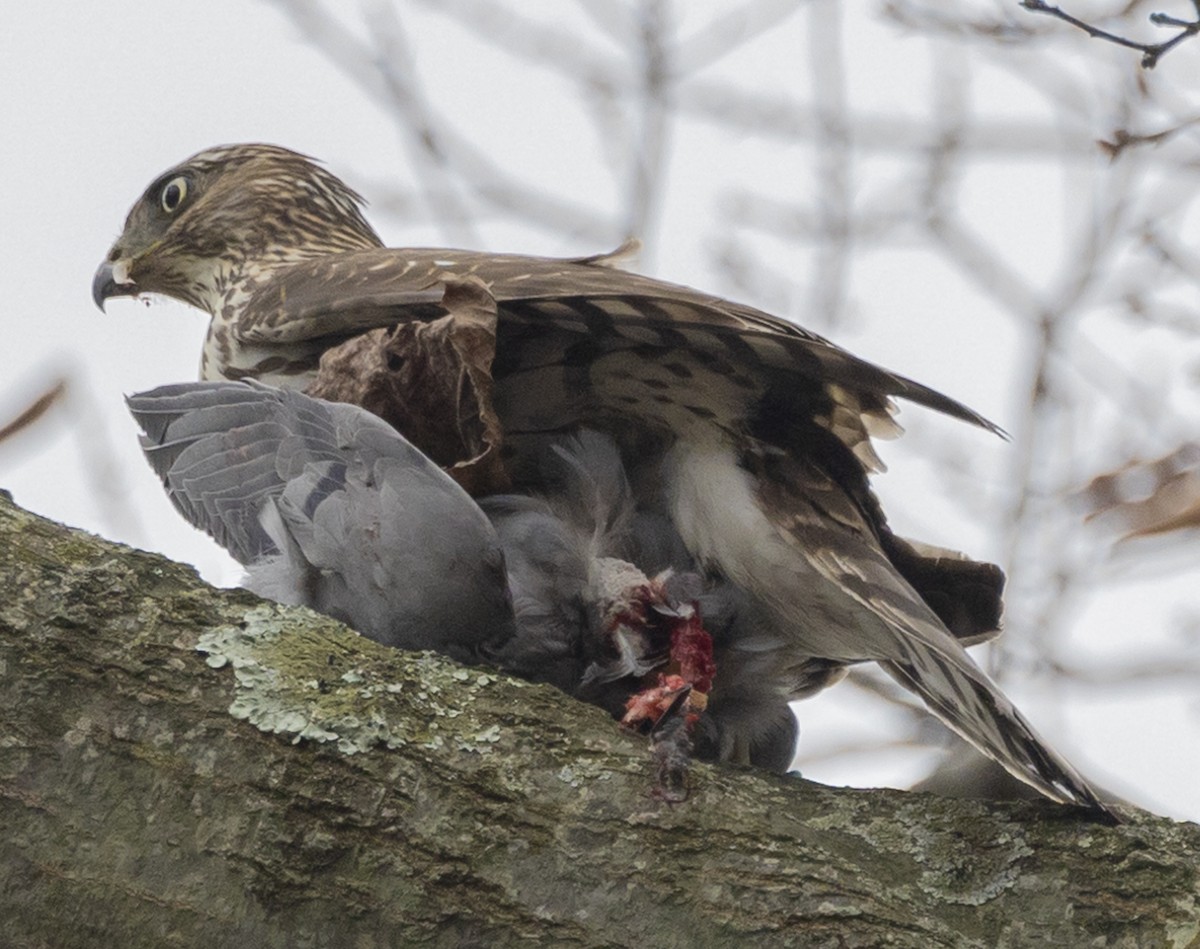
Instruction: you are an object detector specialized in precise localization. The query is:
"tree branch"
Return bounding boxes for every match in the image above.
[1,493,1198,945]
[1021,0,1200,67]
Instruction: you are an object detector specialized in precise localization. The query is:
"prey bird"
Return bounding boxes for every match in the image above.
[128,380,731,795]
[95,143,1112,817]
[127,380,517,662]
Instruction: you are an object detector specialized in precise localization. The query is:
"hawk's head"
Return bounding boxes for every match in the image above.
[92,144,382,314]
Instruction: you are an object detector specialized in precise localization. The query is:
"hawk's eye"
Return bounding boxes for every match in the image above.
[159,176,189,214]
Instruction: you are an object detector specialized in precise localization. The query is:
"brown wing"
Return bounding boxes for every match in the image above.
[742,447,1106,813]
[236,247,1006,439]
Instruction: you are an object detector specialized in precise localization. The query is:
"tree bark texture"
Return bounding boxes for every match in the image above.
[1,492,1198,948]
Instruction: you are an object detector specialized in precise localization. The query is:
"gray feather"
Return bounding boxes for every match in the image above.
[128,381,515,661]
[483,433,800,770]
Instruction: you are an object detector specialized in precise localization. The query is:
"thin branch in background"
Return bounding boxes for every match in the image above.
[1021,0,1200,67]
[411,0,828,252]
[0,371,144,541]
[572,0,637,46]
[624,0,671,248]
[417,0,631,93]
[707,236,802,316]
[0,378,67,444]
[720,188,914,245]
[365,0,483,246]
[674,0,808,74]
[883,0,1038,44]
[806,0,853,328]
[1141,225,1200,284]
[1047,657,1200,686]
[1099,115,1200,158]
[272,0,615,244]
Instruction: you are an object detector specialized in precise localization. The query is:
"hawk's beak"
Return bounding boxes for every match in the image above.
[92,259,137,311]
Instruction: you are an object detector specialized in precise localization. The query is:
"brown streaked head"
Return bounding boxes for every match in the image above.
[93,143,383,314]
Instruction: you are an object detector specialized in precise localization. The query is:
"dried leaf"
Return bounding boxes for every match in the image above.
[307,276,510,495]
[1081,444,1200,540]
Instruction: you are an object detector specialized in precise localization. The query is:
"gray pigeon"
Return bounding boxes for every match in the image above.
[128,380,796,773]
[127,380,515,663]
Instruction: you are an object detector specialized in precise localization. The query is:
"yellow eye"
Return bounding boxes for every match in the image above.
[160,176,189,213]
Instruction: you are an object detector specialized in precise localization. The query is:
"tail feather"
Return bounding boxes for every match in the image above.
[882,641,1114,820]
[668,438,1115,818]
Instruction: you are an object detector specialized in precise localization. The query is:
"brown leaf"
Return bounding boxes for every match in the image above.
[1080,443,1200,540]
[307,276,511,495]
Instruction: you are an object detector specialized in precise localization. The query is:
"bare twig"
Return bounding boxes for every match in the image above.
[1021,0,1200,67]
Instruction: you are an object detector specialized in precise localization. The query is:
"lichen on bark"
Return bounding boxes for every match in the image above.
[2,492,1199,948]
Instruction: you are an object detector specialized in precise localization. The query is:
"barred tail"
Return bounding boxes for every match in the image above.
[882,642,1116,822]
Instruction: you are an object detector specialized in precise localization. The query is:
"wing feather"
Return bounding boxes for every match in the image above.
[127,380,515,658]
[237,247,1005,437]
[744,448,1110,815]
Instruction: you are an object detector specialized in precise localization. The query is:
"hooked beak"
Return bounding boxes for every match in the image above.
[92,258,137,311]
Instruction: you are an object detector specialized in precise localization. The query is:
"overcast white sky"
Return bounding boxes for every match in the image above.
[2,1,1197,821]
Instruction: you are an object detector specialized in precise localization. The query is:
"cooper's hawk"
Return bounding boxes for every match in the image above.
[95,143,1113,817]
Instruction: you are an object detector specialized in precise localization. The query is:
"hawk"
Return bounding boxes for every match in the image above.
[95,144,1112,817]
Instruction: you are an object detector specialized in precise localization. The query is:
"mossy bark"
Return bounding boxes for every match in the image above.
[1,492,1197,948]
